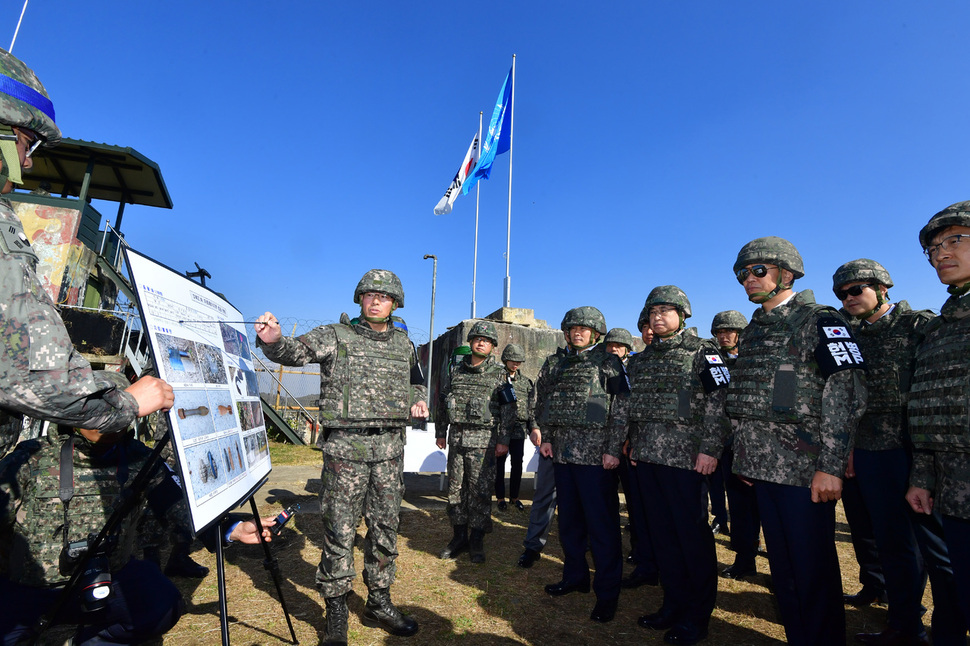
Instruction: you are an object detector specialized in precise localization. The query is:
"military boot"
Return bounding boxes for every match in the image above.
[363,588,418,637]
[469,529,486,563]
[164,543,209,578]
[439,524,468,559]
[323,592,349,646]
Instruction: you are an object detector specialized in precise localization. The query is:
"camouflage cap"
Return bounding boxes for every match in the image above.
[561,306,607,335]
[0,49,60,144]
[733,236,805,279]
[919,201,970,248]
[604,327,634,349]
[710,310,748,334]
[643,285,692,318]
[354,269,405,307]
[467,320,498,345]
[832,258,893,291]
[501,342,526,362]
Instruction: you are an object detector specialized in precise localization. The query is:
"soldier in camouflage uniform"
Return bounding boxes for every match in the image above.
[727,237,867,646]
[0,49,174,460]
[627,287,730,645]
[833,259,962,646]
[604,328,634,364]
[436,320,507,563]
[256,269,426,644]
[709,310,763,582]
[494,343,534,512]
[907,201,970,639]
[537,307,629,623]
[0,371,185,645]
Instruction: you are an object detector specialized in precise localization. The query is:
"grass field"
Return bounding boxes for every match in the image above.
[156,444,932,645]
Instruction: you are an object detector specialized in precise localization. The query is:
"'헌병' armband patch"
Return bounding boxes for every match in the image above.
[814,317,865,378]
[699,353,731,393]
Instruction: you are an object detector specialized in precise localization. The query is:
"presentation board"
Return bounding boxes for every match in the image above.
[125,248,271,534]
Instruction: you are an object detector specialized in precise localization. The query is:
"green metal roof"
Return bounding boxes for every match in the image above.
[19,138,173,209]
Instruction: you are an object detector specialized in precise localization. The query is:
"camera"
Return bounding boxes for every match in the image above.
[59,535,114,613]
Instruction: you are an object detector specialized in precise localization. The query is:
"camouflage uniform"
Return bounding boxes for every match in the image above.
[0,430,185,643]
[495,354,535,508]
[626,287,729,635]
[0,50,139,460]
[727,288,866,646]
[436,354,506,531]
[258,319,425,599]
[536,309,629,607]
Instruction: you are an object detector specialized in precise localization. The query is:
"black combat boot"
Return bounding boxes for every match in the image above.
[363,588,419,637]
[469,529,486,563]
[323,592,349,646]
[164,543,209,578]
[439,524,468,559]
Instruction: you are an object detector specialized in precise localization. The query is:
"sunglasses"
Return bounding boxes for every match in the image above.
[835,284,874,301]
[735,264,776,284]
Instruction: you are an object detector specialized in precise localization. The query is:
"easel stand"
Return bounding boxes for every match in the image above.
[213,495,298,645]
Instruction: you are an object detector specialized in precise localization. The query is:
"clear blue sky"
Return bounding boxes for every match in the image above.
[11,2,970,344]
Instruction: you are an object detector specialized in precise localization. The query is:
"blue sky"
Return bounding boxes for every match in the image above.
[11,2,970,344]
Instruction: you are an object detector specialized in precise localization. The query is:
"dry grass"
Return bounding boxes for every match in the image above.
[157,489,932,646]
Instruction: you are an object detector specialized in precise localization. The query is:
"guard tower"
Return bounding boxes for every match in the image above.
[7,138,172,372]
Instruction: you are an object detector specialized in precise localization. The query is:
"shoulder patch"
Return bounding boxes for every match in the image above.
[699,352,731,393]
[815,316,865,378]
[0,219,38,261]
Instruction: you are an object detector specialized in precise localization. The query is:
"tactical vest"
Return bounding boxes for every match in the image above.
[508,372,533,424]
[853,303,927,416]
[908,311,970,449]
[628,333,702,423]
[444,357,503,426]
[725,299,828,424]
[7,437,144,587]
[318,323,412,427]
[541,345,611,429]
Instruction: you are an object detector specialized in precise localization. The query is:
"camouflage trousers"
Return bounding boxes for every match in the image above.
[446,445,495,532]
[315,453,404,598]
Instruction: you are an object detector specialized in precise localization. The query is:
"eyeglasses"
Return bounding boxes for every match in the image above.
[20,130,42,159]
[735,264,777,284]
[362,292,393,304]
[923,234,970,261]
[834,284,874,301]
[648,306,678,318]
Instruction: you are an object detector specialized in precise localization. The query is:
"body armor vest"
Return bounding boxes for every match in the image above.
[541,345,610,429]
[318,323,412,427]
[853,302,926,416]
[628,333,702,423]
[725,297,828,424]
[444,357,502,426]
[908,309,970,449]
[508,372,533,424]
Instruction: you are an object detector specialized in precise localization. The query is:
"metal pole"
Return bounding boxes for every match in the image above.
[471,111,482,319]
[504,54,516,308]
[423,254,437,418]
[9,0,28,52]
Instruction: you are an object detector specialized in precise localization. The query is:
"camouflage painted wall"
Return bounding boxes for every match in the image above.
[13,201,95,306]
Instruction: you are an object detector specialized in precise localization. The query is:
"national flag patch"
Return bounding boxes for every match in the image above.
[705,354,723,365]
[823,326,850,339]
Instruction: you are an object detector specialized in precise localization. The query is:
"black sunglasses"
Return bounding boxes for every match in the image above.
[735,264,776,284]
[835,284,874,301]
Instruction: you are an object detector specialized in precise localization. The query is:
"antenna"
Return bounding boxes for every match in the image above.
[9,0,28,52]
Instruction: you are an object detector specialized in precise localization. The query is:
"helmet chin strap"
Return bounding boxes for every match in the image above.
[0,125,21,186]
[569,332,599,351]
[854,290,889,320]
[748,271,792,304]
[360,303,396,324]
[657,312,685,339]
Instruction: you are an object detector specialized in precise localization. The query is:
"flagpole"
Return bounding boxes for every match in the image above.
[471,111,482,319]
[503,54,515,308]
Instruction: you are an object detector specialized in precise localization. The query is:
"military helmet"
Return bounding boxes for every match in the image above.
[919,201,970,248]
[733,236,805,279]
[0,49,60,145]
[710,310,748,335]
[643,285,692,319]
[560,306,607,335]
[604,327,634,350]
[353,269,404,307]
[637,307,651,333]
[501,343,526,362]
[467,320,498,345]
[832,259,893,291]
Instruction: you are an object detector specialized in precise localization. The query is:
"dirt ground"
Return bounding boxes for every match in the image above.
[154,466,934,646]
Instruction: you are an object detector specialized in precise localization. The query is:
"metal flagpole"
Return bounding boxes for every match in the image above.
[423,254,437,418]
[503,54,515,308]
[9,0,28,52]
[471,111,482,319]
